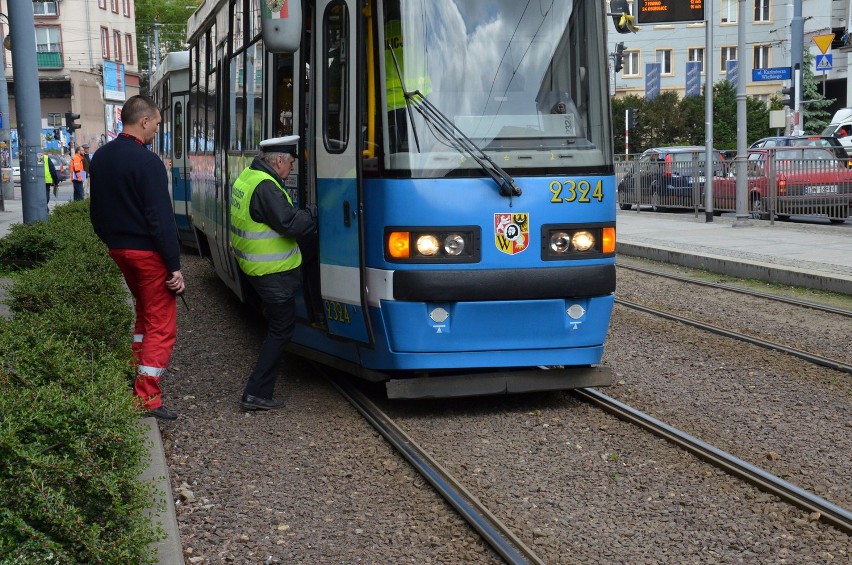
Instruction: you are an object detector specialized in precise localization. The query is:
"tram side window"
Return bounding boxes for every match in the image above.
[246,42,264,149]
[174,102,183,159]
[230,51,246,151]
[323,1,349,153]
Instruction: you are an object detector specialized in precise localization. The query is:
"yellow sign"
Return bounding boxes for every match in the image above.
[813,34,835,54]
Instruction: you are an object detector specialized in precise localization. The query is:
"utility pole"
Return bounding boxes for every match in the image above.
[733,0,751,227]
[791,0,803,135]
[704,0,715,222]
[9,0,46,223]
[0,16,11,210]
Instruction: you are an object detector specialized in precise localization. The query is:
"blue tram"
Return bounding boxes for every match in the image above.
[185,0,617,398]
[150,51,197,248]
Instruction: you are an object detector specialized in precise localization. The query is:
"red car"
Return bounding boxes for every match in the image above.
[714,147,852,223]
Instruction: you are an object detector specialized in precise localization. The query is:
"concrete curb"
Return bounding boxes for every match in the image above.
[138,417,185,564]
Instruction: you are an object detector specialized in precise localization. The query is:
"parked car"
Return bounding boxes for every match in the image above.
[617,146,727,211]
[714,147,852,222]
[48,154,70,182]
[749,135,851,165]
[11,158,20,184]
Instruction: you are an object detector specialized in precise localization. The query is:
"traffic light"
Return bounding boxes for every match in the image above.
[780,83,795,108]
[628,108,638,130]
[65,111,81,134]
[610,0,639,34]
[614,42,625,73]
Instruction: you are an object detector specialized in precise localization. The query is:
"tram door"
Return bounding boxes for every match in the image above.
[170,94,195,246]
[314,0,372,344]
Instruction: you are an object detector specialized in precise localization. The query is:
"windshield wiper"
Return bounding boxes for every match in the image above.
[387,49,521,197]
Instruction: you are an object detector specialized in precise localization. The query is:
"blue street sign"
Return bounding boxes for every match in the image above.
[815,54,833,71]
[752,67,792,81]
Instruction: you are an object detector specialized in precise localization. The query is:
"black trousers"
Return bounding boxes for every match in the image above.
[243,269,301,399]
[243,298,296,399]
[72,180,85,201]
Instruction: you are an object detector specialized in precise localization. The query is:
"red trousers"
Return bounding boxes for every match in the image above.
[109,249,177,410]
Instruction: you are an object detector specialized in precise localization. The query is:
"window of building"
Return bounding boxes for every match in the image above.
[101,26,110,59]
[113,30,122,62]
[720,0,737,23]
[125,34,134,64]
[721,46,737,73]
[624,50,640,76]
[688,47,704,73]
[111,0,119,14]
[753,45,770,69]
[35,26,61,53]
[99,0,106,9]
[33,1,59,16]
[656,49,673,75]
[123,0,131,17]
[754,0,770,22]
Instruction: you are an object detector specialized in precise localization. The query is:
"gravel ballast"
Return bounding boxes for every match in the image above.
[162,253,850,563]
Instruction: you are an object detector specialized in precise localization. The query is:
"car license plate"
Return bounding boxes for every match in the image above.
[806,185,837,194]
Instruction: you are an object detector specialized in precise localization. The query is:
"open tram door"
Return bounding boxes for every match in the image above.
[311,0,373,345]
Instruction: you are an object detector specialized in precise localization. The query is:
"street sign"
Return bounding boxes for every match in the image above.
[752,67,792,81]
[812,34,835,54]
[816,54,833,71]
[645,63,661,100]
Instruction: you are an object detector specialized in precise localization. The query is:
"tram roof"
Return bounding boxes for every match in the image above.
[187,0,229,44]
[150,51,190,90]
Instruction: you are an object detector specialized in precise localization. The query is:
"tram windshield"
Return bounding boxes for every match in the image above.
[382,0,612,175]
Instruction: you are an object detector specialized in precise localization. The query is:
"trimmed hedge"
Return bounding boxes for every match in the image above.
[0,201,163,564]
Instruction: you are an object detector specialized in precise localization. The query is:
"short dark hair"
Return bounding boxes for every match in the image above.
[121,95,159,126]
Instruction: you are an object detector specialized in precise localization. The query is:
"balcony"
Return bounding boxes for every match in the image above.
[36,51,62,69]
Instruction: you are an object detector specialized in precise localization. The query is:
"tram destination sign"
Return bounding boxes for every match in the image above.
[636,0,705,24]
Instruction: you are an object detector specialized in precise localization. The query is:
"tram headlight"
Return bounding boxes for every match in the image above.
[416,235,441,256]
[385,227,480,263]
[444,234,465,256]
[542,225,616,259]
[572,230,595,252]
[550,232,571,253]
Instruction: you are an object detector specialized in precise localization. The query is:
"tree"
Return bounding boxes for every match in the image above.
[800,50,834,134]
[135,0,202,93]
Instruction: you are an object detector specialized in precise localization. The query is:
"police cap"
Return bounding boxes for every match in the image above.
[259,135,299,158]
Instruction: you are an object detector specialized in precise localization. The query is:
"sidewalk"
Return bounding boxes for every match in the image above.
[0,181,76,238]
[616,209,852,295]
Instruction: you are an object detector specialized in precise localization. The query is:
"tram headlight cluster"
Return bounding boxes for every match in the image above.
[543,225,615,259]
[386,228,479,262]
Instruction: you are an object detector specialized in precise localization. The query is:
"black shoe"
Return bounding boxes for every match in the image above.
[240,394,285,411]
[145,405,178,420]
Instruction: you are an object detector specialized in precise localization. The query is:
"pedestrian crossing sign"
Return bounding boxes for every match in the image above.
[816,54,833,71]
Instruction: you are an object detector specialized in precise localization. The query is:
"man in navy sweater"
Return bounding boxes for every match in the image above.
[89,95,185,420]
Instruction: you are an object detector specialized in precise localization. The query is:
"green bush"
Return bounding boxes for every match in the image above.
[0,201,164,564]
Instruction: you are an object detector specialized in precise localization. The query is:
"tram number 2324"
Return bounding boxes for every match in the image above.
[324,300,352,324]
[549,179,604,204]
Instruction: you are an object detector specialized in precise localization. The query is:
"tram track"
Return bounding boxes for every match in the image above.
[573,388,852,535]
[323,361,852,561]
[616,262,852,318]
[324,368,546,565]
[615,297,852,375]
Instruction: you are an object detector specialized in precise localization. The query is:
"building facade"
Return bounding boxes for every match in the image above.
[2,0,140,154]
[609,0,850,112]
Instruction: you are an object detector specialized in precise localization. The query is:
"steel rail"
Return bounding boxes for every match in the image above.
[325,371,546,565]
[616,261,852,318]
[573,388,852,535]
[616,298,852,375]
